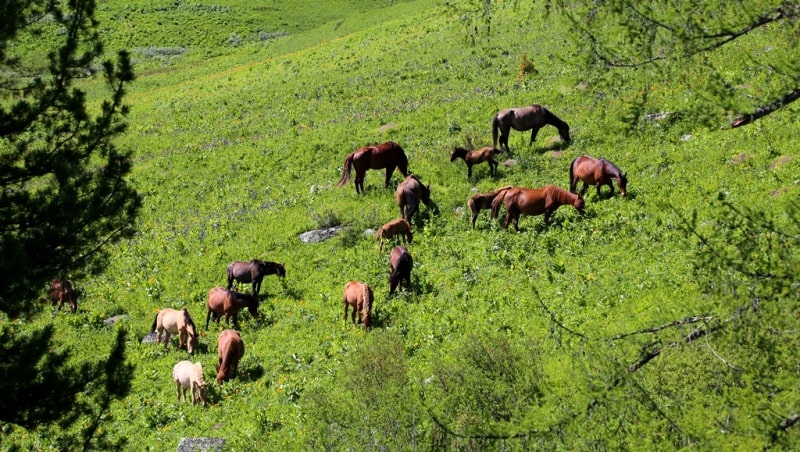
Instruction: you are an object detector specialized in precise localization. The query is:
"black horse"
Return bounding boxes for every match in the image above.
[226,259,285,297]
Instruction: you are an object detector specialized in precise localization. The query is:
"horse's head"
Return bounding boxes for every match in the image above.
[574,193,586,213]
[559,126,571,144]
[186,325,198,355]
[618,172,628,196]
[450,147,465,162]
[273,262,286,278]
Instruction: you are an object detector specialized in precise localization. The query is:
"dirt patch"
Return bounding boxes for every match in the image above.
[730,153,751,165]
[379,123,398,134]
[770,155,794,170]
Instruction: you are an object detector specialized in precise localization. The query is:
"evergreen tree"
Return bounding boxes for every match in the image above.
[0,0,138,446]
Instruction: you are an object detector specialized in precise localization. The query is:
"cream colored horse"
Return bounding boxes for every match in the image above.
[173,360,207,406]
[151,308,198,354]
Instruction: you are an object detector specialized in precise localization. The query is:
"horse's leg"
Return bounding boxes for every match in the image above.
[355,170,364,194]
[489,160,497,176]
[529,126,540,146]
[162,331,171,350]
[384,166,396,188]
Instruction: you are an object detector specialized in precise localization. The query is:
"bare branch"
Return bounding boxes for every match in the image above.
[731,89,800,128]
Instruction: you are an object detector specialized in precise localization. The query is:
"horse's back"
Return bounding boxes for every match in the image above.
[390,246,412,268]
[207,287,231,310]
[218,329,244,358]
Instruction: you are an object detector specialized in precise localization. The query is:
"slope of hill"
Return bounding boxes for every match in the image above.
[8,0,799,449]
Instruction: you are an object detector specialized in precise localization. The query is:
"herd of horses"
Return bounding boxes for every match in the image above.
[47,104,628,406]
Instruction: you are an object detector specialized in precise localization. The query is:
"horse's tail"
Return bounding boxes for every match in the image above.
[404,191,420,221]
[150,312,158,333]
[568,157,578,193]
[491,114,499,149]
[336,152,354,187]
[490,188,509,218]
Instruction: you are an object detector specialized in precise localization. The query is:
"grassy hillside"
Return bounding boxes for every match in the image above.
[6,0,800,449]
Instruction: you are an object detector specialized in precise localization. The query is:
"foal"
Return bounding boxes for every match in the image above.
[450,146,503,180]
[376,218,413,252]
[467,185,513,229]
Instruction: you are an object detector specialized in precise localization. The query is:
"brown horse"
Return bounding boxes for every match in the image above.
[50,278,77,313]
[492,105,571,154]
[226,259,286,297]
[216,329,245,384]
[205,287,259,330]
[501,185,585,231]
[336,141,409,194]
[450,146,503,180]
[467,185,513,229]
[569,155,628,197]
[489,186,521,220]
[376,218,413,252]
[396,174,431,221]
[342,280,373,331]
[151,308,199,354]
[389,246,413,295]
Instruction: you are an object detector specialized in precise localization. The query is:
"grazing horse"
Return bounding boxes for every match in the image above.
[396,174,432,221]
[343,280,373,331]
[151,308,198,354]
[206,287,259,330]
[226,259,286,297]
[492,105,571,154]
[489,186,521,220]
[467,185,513,229]
[216,329,245,384]
[501,185,585,231]
[172,360,207,406]
[450,147,503,180]
[389,246,413,295]
[50,278,77,313]
[376,218,413,252]
[569,155,628,197]
[336,141,409,194]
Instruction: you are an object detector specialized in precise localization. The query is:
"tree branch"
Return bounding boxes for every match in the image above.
[731,89,800,127]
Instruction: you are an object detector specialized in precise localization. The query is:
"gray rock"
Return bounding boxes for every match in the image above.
[299,226,342,243]
[104,314,129,326]
[177,437,225,452]
[141,331,159,344]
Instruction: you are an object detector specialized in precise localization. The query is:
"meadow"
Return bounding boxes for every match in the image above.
[5,0,800,449]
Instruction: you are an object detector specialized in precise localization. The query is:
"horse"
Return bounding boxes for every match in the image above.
[450,146,503,180]
[343,280,374,331]
[395,174,431,221]
[150,308,198,354]
[489,186,521,220]
[376,218,413,253]
[467,185,513,229]
[492,105,571,154]
[569,155,628,198]
[500,185,585,231]
[226,259,286,297]
[172,360,207,406]
[205,287,259,330]
[389,246,413,295]
[216,329,245,385]
[336,141,409,194]
[50,278,77,313]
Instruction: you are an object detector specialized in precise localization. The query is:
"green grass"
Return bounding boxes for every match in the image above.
[6,0,800,449]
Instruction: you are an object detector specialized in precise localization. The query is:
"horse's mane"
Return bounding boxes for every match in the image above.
[543,108,568,129]
[192,363,205,384]
[361,284,373,313]
[182,309,197,333]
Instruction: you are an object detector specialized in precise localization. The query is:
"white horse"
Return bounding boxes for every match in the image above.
[172,360,207,406]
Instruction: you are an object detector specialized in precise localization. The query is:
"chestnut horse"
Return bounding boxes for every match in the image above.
[376,218,413,252]
[336,141,409,194]
[467,185,513,229]
[389,246,413,295]
[396,174,431,221]
[150,308,198,354]
[500,185,584,231]
[173,360,207,406]
[492,105,571,154]
[450,146,503,180]
[226,259,286,297]
[569,155,628,197]
[205,287,259,330]
[50,278,77,313]
[342,280,373,331]
[216,329,245,384]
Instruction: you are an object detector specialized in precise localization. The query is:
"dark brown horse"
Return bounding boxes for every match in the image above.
[206,287,259,330]
[450,146,503,180]
[389,246,413,295]
[336,141,409,194]
[492,105,571,154]
[343,280,373,331]
[396,174,431,221]
[50,278,77,313]
[226,260,285,297]
[216,329,245,384]
[467,185,513,229]
[569,155,628,197]
[500,185,584,231]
